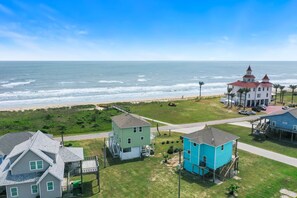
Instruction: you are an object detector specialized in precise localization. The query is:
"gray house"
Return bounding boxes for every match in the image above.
[0,131,83,198]
[0,132,53,165]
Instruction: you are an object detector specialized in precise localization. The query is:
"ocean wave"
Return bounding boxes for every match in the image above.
[138,75,145,78]
[0,82,228,100]
[98,80,124,84]
[137,78,147,82]
[59,81,74,84]
[1,80,36,88]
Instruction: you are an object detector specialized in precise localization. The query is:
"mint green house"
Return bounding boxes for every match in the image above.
[109,113,151,160]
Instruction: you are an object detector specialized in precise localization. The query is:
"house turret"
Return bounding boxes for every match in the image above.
[243,65,255,82]
[262,74,270,83]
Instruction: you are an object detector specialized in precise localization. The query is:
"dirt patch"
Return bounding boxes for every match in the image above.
[166,154,183,168]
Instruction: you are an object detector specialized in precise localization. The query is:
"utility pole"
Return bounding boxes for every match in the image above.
[178,149,181,198]
[103,138,107,168]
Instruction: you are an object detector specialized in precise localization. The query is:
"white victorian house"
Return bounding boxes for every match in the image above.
[228,66,272,107]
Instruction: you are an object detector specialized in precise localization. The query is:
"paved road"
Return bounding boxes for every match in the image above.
[238,142,297,168]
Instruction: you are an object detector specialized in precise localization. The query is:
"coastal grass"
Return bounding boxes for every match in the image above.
[213,124,297,158]
[117,96,244,124]
[67,132,297,198]
[0,105,120,136]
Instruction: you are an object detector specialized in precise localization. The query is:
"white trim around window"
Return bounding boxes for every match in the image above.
[31,184,38,194]
[293,125,297,131]
[10,187,18,197]
[46,181,54,191]
[29,160,43,171]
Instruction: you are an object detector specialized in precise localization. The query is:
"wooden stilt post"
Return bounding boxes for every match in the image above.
[279,130,282,140]
[80,160,83,194]
[178,150,181,198]
[213,169,216,183]
[291,133,294,142]
[251,124,254,135]
[104,138,107,168]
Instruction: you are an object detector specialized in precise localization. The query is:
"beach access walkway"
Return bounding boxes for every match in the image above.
[54,114,297,168]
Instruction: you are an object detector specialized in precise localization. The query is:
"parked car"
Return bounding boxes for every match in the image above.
[282,106,289,110]
[252,106,262,112]
[220,97,227,103]
[238,110,256,115]
[258,104,267,110]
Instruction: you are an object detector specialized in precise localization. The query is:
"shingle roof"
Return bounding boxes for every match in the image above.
[0,132,34,156]
[59,147,84,163]
[6,131,60,160]
[37,155,64,184]
[183,126,239,147]
[262,108,297,119]
[112,113,151,128]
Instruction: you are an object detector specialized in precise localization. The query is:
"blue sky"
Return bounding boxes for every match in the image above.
[0,0,297,60]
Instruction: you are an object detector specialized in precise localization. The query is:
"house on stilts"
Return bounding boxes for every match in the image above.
[251,108,297,143]
[108,113,152,160]
[182,126,239,182]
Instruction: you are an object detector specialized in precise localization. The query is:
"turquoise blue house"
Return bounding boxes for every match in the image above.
[182,126,239,182]
[253,108,297,142]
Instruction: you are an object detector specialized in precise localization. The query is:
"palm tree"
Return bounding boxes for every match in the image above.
[227,87,233,107]
[273,84,280,105]
[279,85,285,104]
[243,88,251,110]
[237,88,244,107]
[230,93,235,108]
[199,81,204,99]
[289,85,297,104]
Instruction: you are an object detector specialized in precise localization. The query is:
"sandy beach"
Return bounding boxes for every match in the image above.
[0,93,223,112]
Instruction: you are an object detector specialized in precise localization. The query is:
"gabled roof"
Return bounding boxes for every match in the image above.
[0,132,34,156]
[228,81,272,88]
[243,74,255,79]
[112,113,151,128]
[262,108,297,119]
[6,131,60,160]
[37,155,64,184]
[183,126,239,147]
[59,147,84,163]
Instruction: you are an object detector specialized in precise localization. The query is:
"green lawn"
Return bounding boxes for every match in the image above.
[116,96,244,124]
[213,124,297,158]
[273,91,297,106]
[67,132,297,198]
[0,105,120,136]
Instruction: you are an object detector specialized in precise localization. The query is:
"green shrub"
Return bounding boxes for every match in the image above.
[167,146,174,154]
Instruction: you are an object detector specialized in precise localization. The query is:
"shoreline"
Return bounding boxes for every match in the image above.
[0,93,224,112]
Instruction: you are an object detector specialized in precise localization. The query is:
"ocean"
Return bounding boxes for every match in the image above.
[0,61,296,110]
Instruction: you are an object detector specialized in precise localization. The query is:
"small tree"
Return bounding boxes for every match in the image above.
[199,81,205,99]
[227,184,240,197]
[243,88,251,110]
[58,125,66,146]
[162,153,169,163]
[289,85,297,104]
[227,87,233,107]
[230,93,235,108]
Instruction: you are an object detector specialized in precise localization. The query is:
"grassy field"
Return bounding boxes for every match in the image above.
[67,132,297,198]
[0,105,120,136]
[117,96,244,124]
[273,91,297,105]
[213,124,297,158]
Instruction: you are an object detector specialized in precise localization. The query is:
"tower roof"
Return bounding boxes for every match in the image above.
[247,65,252,71]
[262,74,270,81]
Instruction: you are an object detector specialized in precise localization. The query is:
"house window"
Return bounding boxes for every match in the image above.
[267,87,269,91]
[139,127,142,132]
[128,138,131,144]
[293,125,297,131]
[266,93,268,97]
[31,185,38,194]
[30,160,43,171]
[257,94,261,98]
[262,87,264,91]
[271,121,276,127]
[187,150,190,154]
[248,94,250,98]
[123,147,131,153]
[141,136,144,140]
[258,87,261,91]
[30,161,37,170]
[193,143,197,146]
[37,160,43,169]
[10,187,18,197]
[253,88,256,91]
[47,181,54,191]
[133,127,136,132]
[221,145,224,150]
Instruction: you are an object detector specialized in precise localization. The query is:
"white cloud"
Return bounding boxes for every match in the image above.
[0,3,14,15]
[76,30,88,35]
[288,34,297,44]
